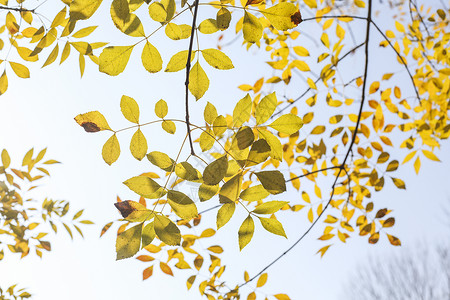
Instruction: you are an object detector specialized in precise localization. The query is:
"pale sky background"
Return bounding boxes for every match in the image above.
[0,0,449,299]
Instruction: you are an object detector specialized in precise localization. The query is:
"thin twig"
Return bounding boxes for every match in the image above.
[185,0,200,156]
[0,5,34,13]
[238,0,373,289]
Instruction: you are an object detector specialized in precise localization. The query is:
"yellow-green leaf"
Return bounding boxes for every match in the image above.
[203,155,228,185]
[233,94,252,127]
[154,214,180,245]
[124,176,162,198]
[262,2,302,31]
[255,92,277,125]
[217,201,235,229]
[189,62,209,100]
[238,215,254,250]
[99,45,134,76]
[120,95,140,123]
[130,129,147,161]
[243,12,262,43]
[141,42,163,73]
[116,223,142,260]
[75,111,112,132]
[268,114,303,135]
[253,201,288,214]
[70,0,103,20]
[255,171,286,194]
[141,222,156,248]
[167,190,198,219]
[102,134,120,165]
[201,48,234,70]
[147,151,175,172]
[199,183,219,202]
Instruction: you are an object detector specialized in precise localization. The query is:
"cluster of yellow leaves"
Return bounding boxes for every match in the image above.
[0,148,92,260]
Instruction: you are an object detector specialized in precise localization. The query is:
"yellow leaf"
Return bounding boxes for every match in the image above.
[246,139,270,167]
[204,102,218,124]
[256,273,268,287]
[414,156,421,174]
[387,233,401,246]
[188,62,209,100]
[369,81,380,94]
[201,48,234,70]
[216,7,231,30]
[0,71,8,95]
[102,134,121,165]
[42,44,59,68]
[422,150,440,162]
[9,62,30,78]
[274,294,291,300]
[262,2,302,31]
[219,173,243,202]
[243,12,262,43]
[395,21,405,33]
[293,46,309,57]
[148,2,167,22]
[99,45,134,76]
[141,42,162,73]
[70,0,103,20]
[124,176,163,198]
[203,155,228,185]
[111,0,146,37]
[240,185,270,202]
[258,216,287,238]
[130,129,147,161]
[217,201,235,229]
[255,170,286,194]
[72,26,98,38]
[120,95,140,123]
[238,215,254,250]
[232,94,252,127]
[167,190,198,219]
[154,215,181,246]
[199,183,219,202]
[269,114,303,135]
[354,0,365,8]
[60,42,71,64]
[161,120,174,135]
[1,149,11,168]
[259,129,283,161]
[175,162,200,181]
[75,111,112,132]
[155,99,168,118]
[255,92,277,125]
[71,41,93,55]
[116,223,142,260]
[198,18,218,34]
[316,245,331,257]
[165,50,193,72]
[213,115,227,136]
[308,208,313,222]
[114,200,152,222]
[147,151,175,172]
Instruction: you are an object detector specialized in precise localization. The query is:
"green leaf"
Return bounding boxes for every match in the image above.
[162,120,176,134]
[204,102,218,124]
[120,95,140,123]
[198,18,218,34]
[262,2,302,31]
[233,94,252,127]
[238,215,254,250]
[75,111,112,132]
[268,114,303,135]
[216,201,235,229]
[175,162,200,181]
[116,223,142,260]
[255,92,277,125]
[124,176,162,198]
[240,185,270,202]
[219,173,242,203]
[141,222,156,248]
[201,49,234,70]
[243,12,262,43]
[203,155,228,185]
[246,139,271,167]
[130,129,147,161]
[199,184,219,202]
[216,7,231,30]
[155,99,168,118]
[258,129,283,161]
[165,50,194,72]
[147,151,175,172]
[189,62,209,100]
[70,0,103,20]
[102,134,120,165]
[114,200,153,222]
[258,216,287,237]
[154,215,180,245]
[167,190,198,219]
[99,45,134,76]
[255,171,286,194]
[253,201,288,214]
[141,42,163,73]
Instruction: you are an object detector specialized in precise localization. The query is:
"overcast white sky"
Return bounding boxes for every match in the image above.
[0,1,449,299]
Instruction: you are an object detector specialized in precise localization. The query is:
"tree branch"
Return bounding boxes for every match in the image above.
[184,0,200,156]
[0,5,34,13]
[238,0,373,289]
